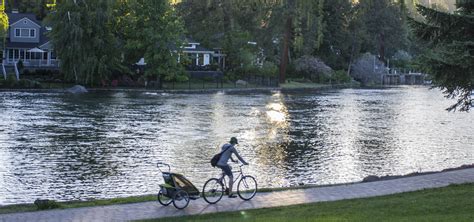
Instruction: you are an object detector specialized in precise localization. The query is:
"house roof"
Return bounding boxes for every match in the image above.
[182,44,214,53]
[5,13,51,49]
[7,13,41,26]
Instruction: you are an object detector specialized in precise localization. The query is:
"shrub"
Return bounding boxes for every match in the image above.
[350,53,386,85]
[260,62,278,77]
[332,70,352,84]
[15,79,42,89]
[34,199,61,210]
[294,56,333,83]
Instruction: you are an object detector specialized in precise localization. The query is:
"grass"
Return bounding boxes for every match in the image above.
[140,183,474,222]
[280,81,329,89]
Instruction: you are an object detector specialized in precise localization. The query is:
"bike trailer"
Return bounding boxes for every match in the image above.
[159,172,200,199]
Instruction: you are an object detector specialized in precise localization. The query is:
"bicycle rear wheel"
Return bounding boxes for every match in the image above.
[202,178,224,204]
[237,175,257,200]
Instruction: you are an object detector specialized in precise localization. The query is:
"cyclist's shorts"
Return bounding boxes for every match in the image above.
[218,165,233,177]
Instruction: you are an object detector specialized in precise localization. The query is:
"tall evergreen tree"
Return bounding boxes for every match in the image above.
[356,0,409,63]
[409,0,473,111]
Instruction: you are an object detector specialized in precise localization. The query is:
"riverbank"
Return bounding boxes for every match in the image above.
[1,167,473,222]
[0,82,357,94]
[1,164,472,215]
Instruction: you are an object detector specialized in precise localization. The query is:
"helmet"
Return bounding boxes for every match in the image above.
[230,137,238,144]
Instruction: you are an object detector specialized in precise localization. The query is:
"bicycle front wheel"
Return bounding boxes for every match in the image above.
[202,178,224,204]
[237,175,257,200]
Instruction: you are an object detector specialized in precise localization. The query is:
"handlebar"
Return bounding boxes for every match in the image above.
[157,161,170,173]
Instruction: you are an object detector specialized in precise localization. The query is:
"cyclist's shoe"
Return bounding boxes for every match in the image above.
[225,188,229,195]
[228,194,237,198]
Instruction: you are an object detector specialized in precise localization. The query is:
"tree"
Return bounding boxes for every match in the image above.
[409,0,473,111]
[356,0,409,63]
[1,1,7,67]
[123,0,185,86]
[4,0,51,19]
[315,0,354,70]
[272,0,325,83]
[47,0,124,85]
[176,0,270,72]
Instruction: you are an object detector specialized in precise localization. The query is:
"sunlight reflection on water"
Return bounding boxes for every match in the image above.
[0,86,472,204]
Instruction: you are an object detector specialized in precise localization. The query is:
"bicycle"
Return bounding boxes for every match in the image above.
[202,164,257,204]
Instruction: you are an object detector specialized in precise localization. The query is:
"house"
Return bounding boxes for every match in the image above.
[179,38,214,67]
[137,38,225,70]
[2,12,58,69]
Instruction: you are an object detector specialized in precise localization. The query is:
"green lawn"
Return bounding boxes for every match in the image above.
[142,183,474,222]
[280,81,329,89]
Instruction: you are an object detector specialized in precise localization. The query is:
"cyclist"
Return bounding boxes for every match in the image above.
[216,137,248,198]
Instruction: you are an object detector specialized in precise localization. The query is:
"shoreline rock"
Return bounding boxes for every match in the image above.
[66,85,88,94]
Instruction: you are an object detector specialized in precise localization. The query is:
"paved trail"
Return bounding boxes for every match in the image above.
[1,168,473,222]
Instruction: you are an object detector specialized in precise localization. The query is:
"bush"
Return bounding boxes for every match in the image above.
[260,62,278,77]
[22,69,31,76]
[332,70,352,84]
[4,74,17,88]
[294,56,333,83]
[34,199,61,210]
[15,79,42,89]
[351,53,387,85]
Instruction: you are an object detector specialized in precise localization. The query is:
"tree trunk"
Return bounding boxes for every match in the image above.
[279,16,292,84]
[379,32,385,64]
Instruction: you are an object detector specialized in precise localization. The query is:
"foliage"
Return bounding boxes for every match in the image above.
[355,0,409,62]
[34,199,60,210]
[260,62,278,77]
[121,0,186,83]
[0,7,7,60]
[409,1,473,111]
[294,55,332,83]
[314,0,354,71]
[176,0,414,84]
[332,69,352,84]
[5,0,51,19]
[47,0,125,86]
[390,50,413,68]
[351,53,386,85]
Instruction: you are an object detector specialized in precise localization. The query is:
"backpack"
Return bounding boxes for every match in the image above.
[210,145,232,167]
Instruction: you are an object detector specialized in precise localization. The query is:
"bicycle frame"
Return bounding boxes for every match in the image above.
[217,164,246,189]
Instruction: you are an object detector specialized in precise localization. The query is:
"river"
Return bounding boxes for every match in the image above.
[0,86,472,204]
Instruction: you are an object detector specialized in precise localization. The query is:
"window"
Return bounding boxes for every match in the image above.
[198,54,204,66]
[14,28,36,38]
[20,50,25,60]
[14,49,19,59]
[8,49,13,59]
